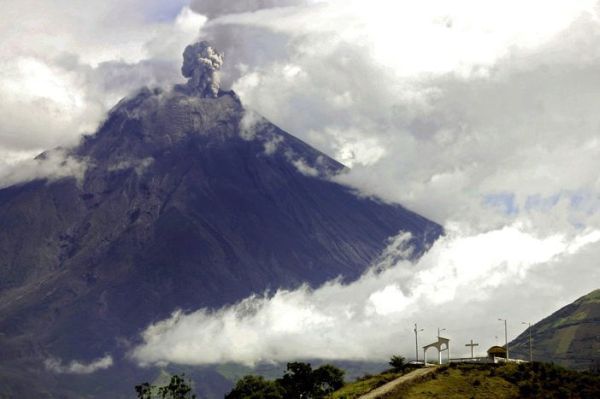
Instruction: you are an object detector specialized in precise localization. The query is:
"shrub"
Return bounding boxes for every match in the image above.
[388,355,407,372]
[135,374,196,399]
[225,375,284,399]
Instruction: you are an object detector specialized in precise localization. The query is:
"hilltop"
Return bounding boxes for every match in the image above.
[329,362,600,399]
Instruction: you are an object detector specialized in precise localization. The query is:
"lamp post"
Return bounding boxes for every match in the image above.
[522,322,532,362]
[438,327,446,338]
[414,323,424,363]
[498,319,509,360]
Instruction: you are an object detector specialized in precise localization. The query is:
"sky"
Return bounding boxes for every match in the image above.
[4,0,600,368]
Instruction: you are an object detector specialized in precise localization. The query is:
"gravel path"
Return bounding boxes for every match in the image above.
[356,367,436,399]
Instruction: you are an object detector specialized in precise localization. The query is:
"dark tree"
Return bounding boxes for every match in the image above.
[225,362,346,399]
[135,374,196,399]
[278,362,315,398]
[312,364,345,396]
[389,355,407,372]
[278,362,345,398]
[225,375,285,399]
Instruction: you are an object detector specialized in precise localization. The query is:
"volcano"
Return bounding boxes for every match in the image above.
[0,42,442,398]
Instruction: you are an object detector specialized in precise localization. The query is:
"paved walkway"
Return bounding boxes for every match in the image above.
[356,367,436,399]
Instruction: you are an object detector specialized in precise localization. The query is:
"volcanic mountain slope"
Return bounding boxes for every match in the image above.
[0,42,442,397]
[510,289,600,370]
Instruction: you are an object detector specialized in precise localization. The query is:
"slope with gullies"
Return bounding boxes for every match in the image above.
[510,288,600,370]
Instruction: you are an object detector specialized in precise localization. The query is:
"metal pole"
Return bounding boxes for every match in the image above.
[504,320,509,360]
[414,324,419,362]
[499,318,509,360]
[522,321,532,362]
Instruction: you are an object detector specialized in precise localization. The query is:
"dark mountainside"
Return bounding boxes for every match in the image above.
[0,42,442,398]
[510,289,600,370]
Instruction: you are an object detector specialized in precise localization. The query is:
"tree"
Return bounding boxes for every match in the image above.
[225,375,285,399]
[135,374,196,399]
[278,362,345,398]
[389,355,407,372]
[278,362,315,398]
[227,362,346,399]
[312,364,345,396]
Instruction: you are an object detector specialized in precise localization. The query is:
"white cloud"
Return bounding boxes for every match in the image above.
[44,355,113,374]
[190,0,309,19]
[0,1,204,186]
[131,225,600,366]
[291,158,319,176]
[200,0,600,232]
[0,148,87,189]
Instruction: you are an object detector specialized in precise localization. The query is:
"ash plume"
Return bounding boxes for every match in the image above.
[181,41,224,98]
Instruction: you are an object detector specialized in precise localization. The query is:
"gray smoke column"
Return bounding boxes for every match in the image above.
[181,41,224,98]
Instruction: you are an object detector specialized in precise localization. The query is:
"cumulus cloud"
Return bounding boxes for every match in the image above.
[191,1,600,238]
[131,225,600,366]
[44,355,113,374]
[0,0,204,186]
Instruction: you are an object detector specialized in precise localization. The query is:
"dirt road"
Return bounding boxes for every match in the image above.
[356,367,436,399]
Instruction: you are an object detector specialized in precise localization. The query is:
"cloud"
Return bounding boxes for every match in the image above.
[190,0,308,19]
[0,1,204,186]
[107,157,154,175]
[291,158,319,176]
[131,225,600,366]
[195,0,600,233]
[0,148,87,189]
[44,355,113,374]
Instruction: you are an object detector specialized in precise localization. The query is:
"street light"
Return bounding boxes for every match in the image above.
[438,327,447,338]
[498,319,509,360]
[522,322,532,362]
[414,323,424,362]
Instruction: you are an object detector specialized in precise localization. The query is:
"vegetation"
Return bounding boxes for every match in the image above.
[497,361,600,398]
[133,359,600,399]
[388,355,407,372]
[357,362,600,399]
[224,375,285,399]
[392,363,515,399]
[225,362,345,399]
[328,371,403,399]
[135,374,196,399]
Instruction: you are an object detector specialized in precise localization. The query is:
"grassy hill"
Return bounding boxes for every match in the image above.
[510,289,600,370]
[330,362,600,399]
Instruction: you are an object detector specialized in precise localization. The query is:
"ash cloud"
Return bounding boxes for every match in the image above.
[181,41,224,98]
[44,355,113,374]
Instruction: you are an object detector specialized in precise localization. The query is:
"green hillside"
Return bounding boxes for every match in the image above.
[510,289,600,370]
[331,362,600,399]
